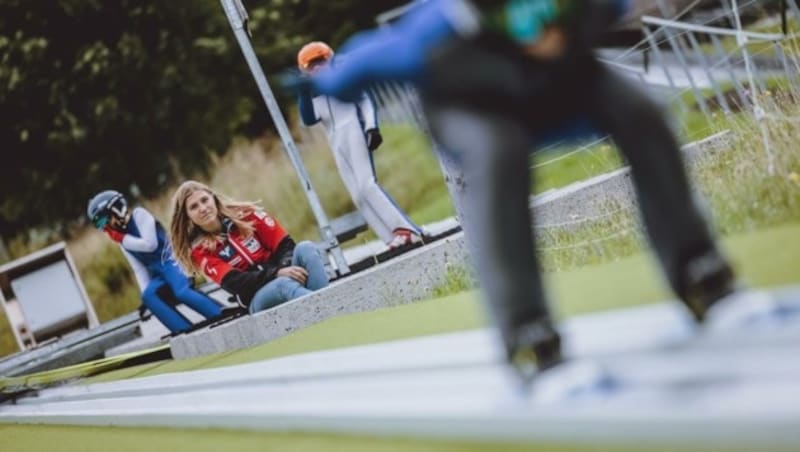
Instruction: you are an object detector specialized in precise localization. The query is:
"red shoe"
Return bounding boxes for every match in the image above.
[388,228,421,249]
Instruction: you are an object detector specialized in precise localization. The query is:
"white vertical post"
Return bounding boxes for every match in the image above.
[404,85,468,223]
[731,0,774,174]
[219,0,350,274]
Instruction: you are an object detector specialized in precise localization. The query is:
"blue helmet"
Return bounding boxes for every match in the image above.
[87,190,128,229]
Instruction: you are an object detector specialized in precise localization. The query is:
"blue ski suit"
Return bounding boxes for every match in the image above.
[120,207,222,333]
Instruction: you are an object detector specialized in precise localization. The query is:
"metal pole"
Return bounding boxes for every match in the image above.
[782,0,788,35]
[404,86,468,224]
[219,0,350,274]
[710,34,749,109]
[687,31,731,114]
[661,24,713,120]
[372,83,403,123]
[731,0,774,174]
[788,0,800,27]
[643,25,689,117]
[718,0,735,28]
[655,0,691,52]
[775,42,800,101]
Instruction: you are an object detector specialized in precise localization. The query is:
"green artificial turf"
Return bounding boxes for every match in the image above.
[2,223,798,452]
[0,423,786,452]
[90,221,800,381]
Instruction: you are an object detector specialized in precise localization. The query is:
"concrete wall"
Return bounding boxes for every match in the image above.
[170,131,731,360]
[533,131,731,230]
[170,233,472,358]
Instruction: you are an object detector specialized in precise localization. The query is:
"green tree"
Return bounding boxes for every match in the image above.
[0,0,405,238]
[1,0,249,234]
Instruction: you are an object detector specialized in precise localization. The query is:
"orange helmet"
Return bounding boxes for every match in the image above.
[297,41,334,72]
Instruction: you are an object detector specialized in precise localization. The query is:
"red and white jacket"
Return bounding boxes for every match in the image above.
[191,210,290,290]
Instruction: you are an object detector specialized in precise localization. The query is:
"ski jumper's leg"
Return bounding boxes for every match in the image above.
[160,260,223,320]
[332,124,419,243]
[425,102,561,369]
[586,65,735,320]
[141,276,192,333]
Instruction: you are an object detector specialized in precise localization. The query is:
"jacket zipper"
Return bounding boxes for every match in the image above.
[227,235,255,267]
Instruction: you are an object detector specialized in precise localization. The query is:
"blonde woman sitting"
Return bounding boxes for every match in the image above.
[170,181,329,313]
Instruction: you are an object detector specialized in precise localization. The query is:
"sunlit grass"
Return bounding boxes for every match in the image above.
[534,93,800,274]
[3,63,800,356]
[87,221,800,384]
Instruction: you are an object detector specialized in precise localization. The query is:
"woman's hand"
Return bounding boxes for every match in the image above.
[276,266,309,285]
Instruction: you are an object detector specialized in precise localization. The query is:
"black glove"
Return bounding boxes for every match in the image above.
[138,304,151,321]
[220,268,273,307]
[365,129,383,151]
[278,68,312,94]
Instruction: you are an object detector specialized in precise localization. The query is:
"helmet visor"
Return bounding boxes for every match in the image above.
[92,214,110,229]
[305,56,330,71]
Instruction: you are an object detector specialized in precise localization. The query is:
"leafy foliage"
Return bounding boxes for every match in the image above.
[0,0,405,237]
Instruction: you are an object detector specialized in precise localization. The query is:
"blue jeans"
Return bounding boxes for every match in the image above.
[248,241,330,314]
[141,260,223,333]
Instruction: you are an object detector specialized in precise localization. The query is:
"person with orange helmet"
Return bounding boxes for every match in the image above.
[296,41,423,249]
[297,41,334,73]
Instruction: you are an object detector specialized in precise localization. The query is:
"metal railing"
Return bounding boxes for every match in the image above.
[627,0,800,172]
[225,0,800,269]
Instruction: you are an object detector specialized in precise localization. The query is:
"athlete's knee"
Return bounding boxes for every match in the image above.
[295,240,315,252]
[142,281,161,299]
[141,289,163,309]
[294,241,319,261]
[171,286,195,302]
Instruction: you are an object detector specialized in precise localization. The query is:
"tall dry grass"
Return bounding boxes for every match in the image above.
[142,123,451,241]
[533,90,800,273]
[2,79,800,357]
[0,122,451,356]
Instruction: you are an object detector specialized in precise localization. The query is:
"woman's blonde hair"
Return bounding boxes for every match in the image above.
[169,180,260,273]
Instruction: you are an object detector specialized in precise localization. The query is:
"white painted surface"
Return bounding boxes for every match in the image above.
[11,261,88,335]
[103,304,210,358]
[342,217,461,264]
[3,289,800,447]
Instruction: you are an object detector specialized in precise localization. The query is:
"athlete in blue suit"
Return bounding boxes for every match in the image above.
[298,0,746,377]
[87,190,224,333]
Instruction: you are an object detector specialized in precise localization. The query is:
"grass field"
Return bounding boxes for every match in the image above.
[2,27,800,448]
[2,87,799,355]
[3,105,800,452]
[3,221,798,452]
[85,221,800,382]
[5,423,774,452]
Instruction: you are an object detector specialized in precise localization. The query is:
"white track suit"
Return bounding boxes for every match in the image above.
[298,88,420,243]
